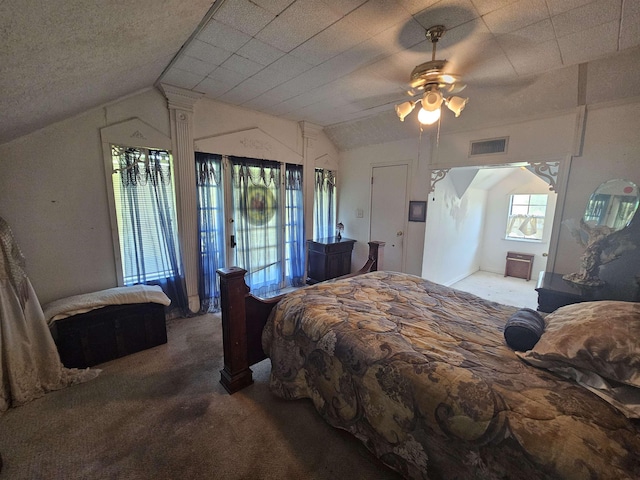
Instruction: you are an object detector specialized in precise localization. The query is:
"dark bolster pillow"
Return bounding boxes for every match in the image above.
[504,308,545,351]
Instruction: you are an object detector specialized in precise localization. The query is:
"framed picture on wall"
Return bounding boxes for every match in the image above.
[408,201,427,222]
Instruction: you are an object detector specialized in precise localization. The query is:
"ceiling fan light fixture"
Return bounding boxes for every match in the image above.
[397,25,469,128]
[418,107,441,125]
[445,96,468,117]
[421,90,443,111]
[395,101,415,121]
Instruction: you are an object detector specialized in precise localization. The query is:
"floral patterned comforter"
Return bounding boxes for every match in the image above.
[262,271,640,480]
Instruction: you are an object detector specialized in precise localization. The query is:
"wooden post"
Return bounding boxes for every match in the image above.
[217,267,254,393]
[368,241,385,271]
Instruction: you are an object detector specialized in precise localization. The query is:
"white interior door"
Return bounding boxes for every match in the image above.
[370,164,408,272]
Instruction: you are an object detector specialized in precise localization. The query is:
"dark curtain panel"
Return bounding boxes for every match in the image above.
[195,153,225,312]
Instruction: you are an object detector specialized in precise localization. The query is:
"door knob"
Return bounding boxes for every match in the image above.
[396,231,403,236]
[542,253,548,257]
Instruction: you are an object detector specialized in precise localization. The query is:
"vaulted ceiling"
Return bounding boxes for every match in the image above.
[2,0,639,150]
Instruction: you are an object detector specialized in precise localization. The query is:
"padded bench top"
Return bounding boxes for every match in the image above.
[43,285,171,326]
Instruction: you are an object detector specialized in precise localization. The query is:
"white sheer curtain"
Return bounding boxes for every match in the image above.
[0,217,98,412]
[230,157,282,297]
[314,168,336,239]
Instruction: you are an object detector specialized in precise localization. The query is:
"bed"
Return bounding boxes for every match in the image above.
[43,285,171,368]
[218,259,640,479]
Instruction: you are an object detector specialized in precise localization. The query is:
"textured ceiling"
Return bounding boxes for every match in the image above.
[0,0,215,145]
[2,0,640,149]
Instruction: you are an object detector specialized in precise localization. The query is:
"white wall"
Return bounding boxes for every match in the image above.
[480,169,557,278]
[338,137,429,275]
[421,176,487,285]
[0,88,170,304]
[192,98,339,174]
[338,97,640,281]
[339,111,575,280]
[0,88,339,305]
[433,113,575,168]
[2,60,639,304]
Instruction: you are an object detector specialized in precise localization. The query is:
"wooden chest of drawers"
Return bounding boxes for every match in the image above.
[307,237,356,284]
[504,251,535,281]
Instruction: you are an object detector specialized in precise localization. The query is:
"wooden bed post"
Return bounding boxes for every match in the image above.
[217,267,254,393]
[368,241,384,271]
[217,240,385,394]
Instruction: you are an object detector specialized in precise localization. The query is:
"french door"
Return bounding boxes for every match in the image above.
[228,156,283,297]
[196,153,304,308]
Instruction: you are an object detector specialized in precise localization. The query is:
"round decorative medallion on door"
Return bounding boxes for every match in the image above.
[242,185,277,226]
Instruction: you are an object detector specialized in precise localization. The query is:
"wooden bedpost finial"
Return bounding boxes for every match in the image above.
[217,267,254,393]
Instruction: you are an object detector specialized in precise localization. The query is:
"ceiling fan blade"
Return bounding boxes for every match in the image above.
[445,82,467,94]
[446,33,501,78]
[351,91,413,110]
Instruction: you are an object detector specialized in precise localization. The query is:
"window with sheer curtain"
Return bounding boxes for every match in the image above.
[505,194,548,241]
[230,157,282,297]
[284,164,305,287]
[194,155,305,304]
[314,168,336,239]
[195,153,225,312]
[110,146,187,312]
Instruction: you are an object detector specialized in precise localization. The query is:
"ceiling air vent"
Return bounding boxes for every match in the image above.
[469,137,508,156]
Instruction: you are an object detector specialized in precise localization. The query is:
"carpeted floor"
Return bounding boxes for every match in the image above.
[0,314,401,480]
[451,270,539,310]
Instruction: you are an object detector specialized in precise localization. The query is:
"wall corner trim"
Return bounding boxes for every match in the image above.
[300,121,323,139]
[159,84,204,112]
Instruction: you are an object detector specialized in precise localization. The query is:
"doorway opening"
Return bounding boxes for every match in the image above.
[422,164,557,309]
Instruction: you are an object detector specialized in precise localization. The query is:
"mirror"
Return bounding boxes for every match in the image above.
[583,179,639,231]
[563,179,639,287]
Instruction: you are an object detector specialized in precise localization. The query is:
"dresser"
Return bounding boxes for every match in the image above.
[536,271,640,313]
[307,237,356,284]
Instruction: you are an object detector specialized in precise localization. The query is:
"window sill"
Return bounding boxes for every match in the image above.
[504,237,543,244]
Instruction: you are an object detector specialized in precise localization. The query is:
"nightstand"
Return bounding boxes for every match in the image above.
[536,271,640,313]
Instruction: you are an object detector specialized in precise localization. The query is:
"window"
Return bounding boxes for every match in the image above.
[284,164,305,287]
[313,168,336,239]
[505,194,548,241]
[111,146,182,285]
[230,157,282,297]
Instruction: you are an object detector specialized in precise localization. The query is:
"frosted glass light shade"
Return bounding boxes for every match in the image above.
[395,101,414,121]
[421,90,443,111]
[446,96,468,117]
[418,107,441,125]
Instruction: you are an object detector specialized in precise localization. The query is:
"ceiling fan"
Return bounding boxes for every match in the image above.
[395,25,469,126]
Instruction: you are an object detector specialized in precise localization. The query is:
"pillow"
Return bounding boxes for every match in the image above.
[517,301,640,388]
[503,308,545,351]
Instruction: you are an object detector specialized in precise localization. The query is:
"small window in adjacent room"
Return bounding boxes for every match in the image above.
[505,194,548,241]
